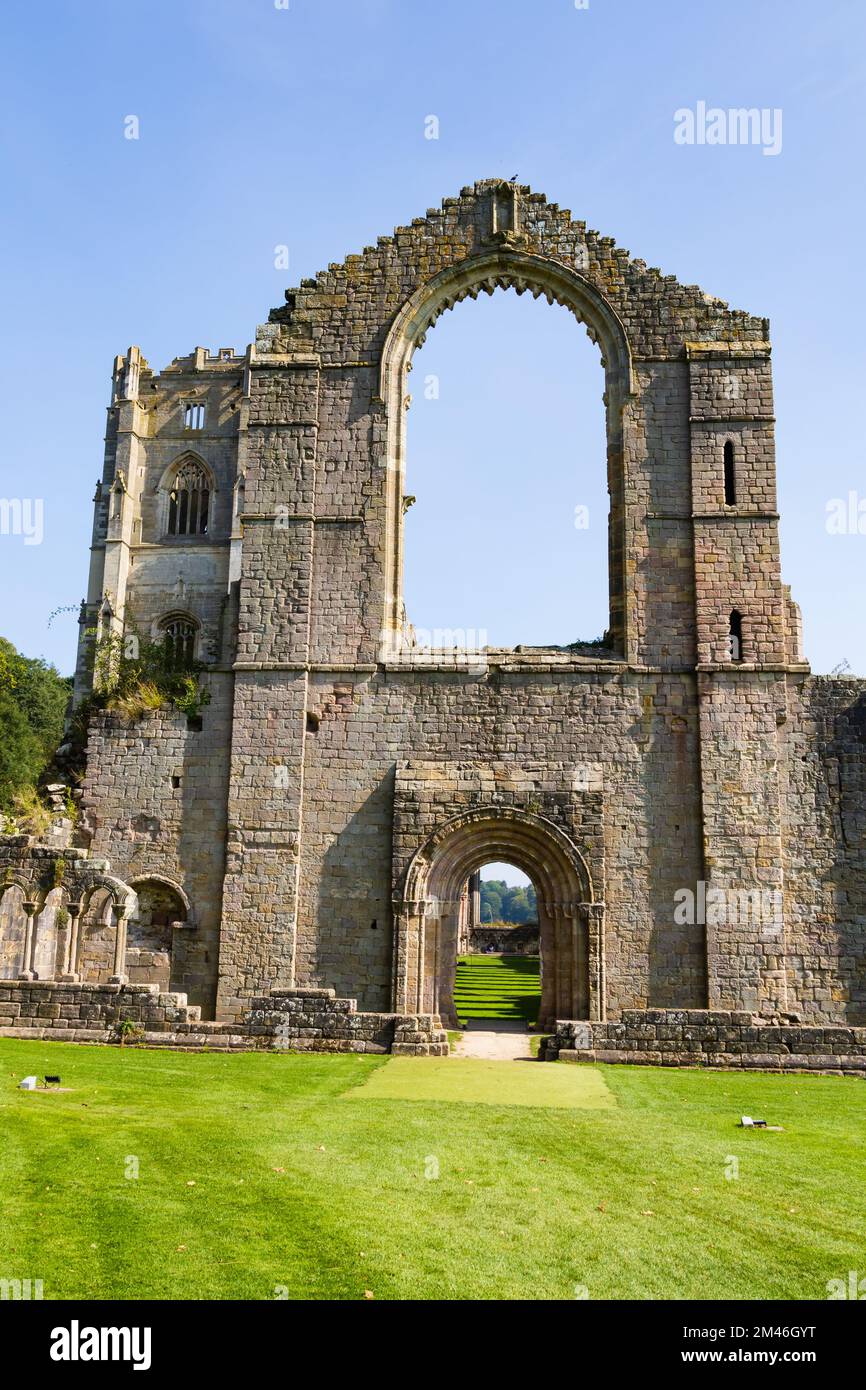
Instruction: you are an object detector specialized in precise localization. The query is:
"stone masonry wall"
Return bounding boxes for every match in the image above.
[542,1010,866,1075]
[81,685,233,1015]
[0,981,446,1055]
[22,179,859,1050]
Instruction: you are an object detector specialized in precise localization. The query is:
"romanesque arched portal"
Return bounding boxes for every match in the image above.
[398,807,601,1028]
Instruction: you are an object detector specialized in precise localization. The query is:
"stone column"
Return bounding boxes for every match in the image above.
[60,903,82,981]
[537,900,558,1029]
[585,903,606,1021]
[469,871,481,929]
[571,907,589,1018]
[109,909,129,984]
[391,899,426,1013]
[434,900,461,1027]
[17,901,37,980]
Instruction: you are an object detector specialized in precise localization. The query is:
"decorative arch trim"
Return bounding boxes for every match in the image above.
[403,803,595,906]
[81,875,137,916]
[0,874,34,902]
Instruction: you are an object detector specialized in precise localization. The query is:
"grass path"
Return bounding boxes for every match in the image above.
[453,954,540,1024]
[1,1037,864,1301]
[345,1055,615,1107]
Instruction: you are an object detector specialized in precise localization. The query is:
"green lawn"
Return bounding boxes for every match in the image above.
[453,953,541,1023]
[344,1055,616,1108]
[0,1037,863,1301]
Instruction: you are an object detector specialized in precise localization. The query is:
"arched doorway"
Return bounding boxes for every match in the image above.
[397,807,601,1029]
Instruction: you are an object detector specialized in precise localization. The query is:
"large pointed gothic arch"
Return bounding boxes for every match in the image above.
[379,249,636,662]
[396,805,604,1028]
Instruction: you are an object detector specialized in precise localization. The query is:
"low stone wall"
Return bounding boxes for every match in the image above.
[466,926,539,956]
[540,1009,866,1075]
[245,988,446,1054]
[0,981,447,1055]
[0,980,202,1036]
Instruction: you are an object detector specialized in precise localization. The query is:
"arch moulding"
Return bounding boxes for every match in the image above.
[394,804,605,1029]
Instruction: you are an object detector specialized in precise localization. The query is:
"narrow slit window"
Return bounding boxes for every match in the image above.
[723,441,736,506]
[728,609,743,663]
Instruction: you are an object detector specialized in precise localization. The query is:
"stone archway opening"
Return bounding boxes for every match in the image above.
[402,286,610,651]
[380,248,635,665]
[400,807,600,1030]
[454,860,541,1030]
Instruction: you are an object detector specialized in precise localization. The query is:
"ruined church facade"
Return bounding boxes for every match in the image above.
[2,180,865,1052]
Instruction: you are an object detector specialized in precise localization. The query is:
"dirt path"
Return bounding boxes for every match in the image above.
[451,1021,533,1061]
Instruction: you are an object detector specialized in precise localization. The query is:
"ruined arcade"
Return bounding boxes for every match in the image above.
[2,179,864,1067]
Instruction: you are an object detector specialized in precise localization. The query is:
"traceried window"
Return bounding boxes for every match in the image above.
[160,615,197,668]
[167,459,210,536]
[183,402,205,430]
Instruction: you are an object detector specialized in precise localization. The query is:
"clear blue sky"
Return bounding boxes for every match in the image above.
[1,0,864,678]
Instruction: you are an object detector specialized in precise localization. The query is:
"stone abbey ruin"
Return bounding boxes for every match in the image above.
[2,179,865,1068]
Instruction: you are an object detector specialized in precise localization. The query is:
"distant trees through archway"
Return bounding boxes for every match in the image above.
[478,862,536,924]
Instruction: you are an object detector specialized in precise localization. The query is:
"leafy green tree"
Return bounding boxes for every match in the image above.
[479,878,538,925]
[0,637,70,807]
[481,886,503,922]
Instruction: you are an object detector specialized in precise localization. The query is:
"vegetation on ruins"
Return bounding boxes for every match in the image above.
[0,626,210,833]
[88,628,211,722]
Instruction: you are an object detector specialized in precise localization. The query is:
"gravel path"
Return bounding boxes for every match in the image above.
[451,1021,533,1061]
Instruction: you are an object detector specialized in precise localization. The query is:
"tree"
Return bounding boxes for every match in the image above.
[0,637,70,808]
[481,885,502,923]
[478,878,538,925]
